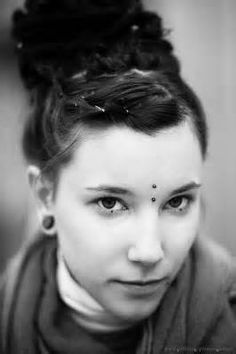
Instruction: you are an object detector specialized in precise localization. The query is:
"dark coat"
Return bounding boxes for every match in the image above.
[1,235,236,353]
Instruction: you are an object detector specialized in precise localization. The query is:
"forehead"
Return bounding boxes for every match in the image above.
[59,122,203,192]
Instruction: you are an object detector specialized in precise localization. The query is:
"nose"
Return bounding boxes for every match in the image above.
[128,212,164,266]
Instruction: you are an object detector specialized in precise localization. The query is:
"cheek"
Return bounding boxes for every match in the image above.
[54,200,129,274]
[163,205,200,269]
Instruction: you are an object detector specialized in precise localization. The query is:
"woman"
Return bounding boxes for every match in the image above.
[1,0,236,353]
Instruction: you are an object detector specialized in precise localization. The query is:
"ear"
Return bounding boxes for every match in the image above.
[27,165,55,216]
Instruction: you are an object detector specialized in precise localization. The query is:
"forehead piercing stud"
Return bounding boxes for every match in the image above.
[151,184,157,202]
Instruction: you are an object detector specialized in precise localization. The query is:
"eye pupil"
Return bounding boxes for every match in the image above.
[169,197,182,208]
[102,198,116,209]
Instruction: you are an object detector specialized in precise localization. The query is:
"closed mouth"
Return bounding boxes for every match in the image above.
[110,278,169,297]
[114,279,165,286]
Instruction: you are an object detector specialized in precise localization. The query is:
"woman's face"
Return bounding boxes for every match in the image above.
[51,121,204,324]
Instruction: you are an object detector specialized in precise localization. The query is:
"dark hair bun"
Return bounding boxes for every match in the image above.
[12,0,180,89]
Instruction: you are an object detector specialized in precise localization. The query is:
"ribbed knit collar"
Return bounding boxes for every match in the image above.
[57,250,138,333]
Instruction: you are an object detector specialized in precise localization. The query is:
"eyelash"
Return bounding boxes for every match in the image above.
[92,194,195,216]
[163,195,195,214]
[93,197,128,216]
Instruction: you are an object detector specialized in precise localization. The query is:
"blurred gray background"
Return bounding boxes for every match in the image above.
[0,0,236,271]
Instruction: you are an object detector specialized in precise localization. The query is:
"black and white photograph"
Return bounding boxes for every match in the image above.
[0,0,236,353]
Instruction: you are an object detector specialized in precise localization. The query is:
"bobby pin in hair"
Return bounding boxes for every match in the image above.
[95,105,105,113]
[72,70,87,80]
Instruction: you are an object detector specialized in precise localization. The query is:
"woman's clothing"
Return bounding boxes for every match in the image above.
[57,251,138,333]
[1,234,236,353]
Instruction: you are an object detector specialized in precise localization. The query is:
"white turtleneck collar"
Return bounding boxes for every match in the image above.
[56,251,134,333]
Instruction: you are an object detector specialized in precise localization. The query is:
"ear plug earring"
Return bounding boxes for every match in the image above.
[42,215,56,235]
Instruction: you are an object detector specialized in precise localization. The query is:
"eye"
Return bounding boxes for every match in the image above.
[97,197,127,213]
[99,197,117,209]
[165,195,193,212]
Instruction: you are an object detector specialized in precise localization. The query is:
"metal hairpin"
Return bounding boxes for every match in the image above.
[123,107,129,114]
[131,24,139,32]
[95,105,105,113]
[71,70,87,80]
[16,42,23,50]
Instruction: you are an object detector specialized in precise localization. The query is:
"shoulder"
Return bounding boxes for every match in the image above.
[0,234,57,291]
[0,234,57,353]
[192,236,236,296]
[0,234,57,297]
[187,236,236,347]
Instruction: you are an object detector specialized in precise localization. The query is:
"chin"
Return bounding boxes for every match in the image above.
[107,296,162,324]
[101,280,170,324]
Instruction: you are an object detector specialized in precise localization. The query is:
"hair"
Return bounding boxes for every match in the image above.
[12,0,208,180]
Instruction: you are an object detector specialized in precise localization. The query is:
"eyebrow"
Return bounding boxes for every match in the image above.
[170,182,202,195]
[85,182,201,196]
[86,185,133,195]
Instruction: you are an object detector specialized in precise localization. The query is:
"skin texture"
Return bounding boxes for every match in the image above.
[32,120,204,325]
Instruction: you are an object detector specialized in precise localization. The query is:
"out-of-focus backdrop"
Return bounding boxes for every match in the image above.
[0,0,236,271]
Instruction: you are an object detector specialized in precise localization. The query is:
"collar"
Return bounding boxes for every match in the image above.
[56,250,136,333]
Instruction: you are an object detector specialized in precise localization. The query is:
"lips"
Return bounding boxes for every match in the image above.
[116,279,163,286]
[111,278,168,297]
